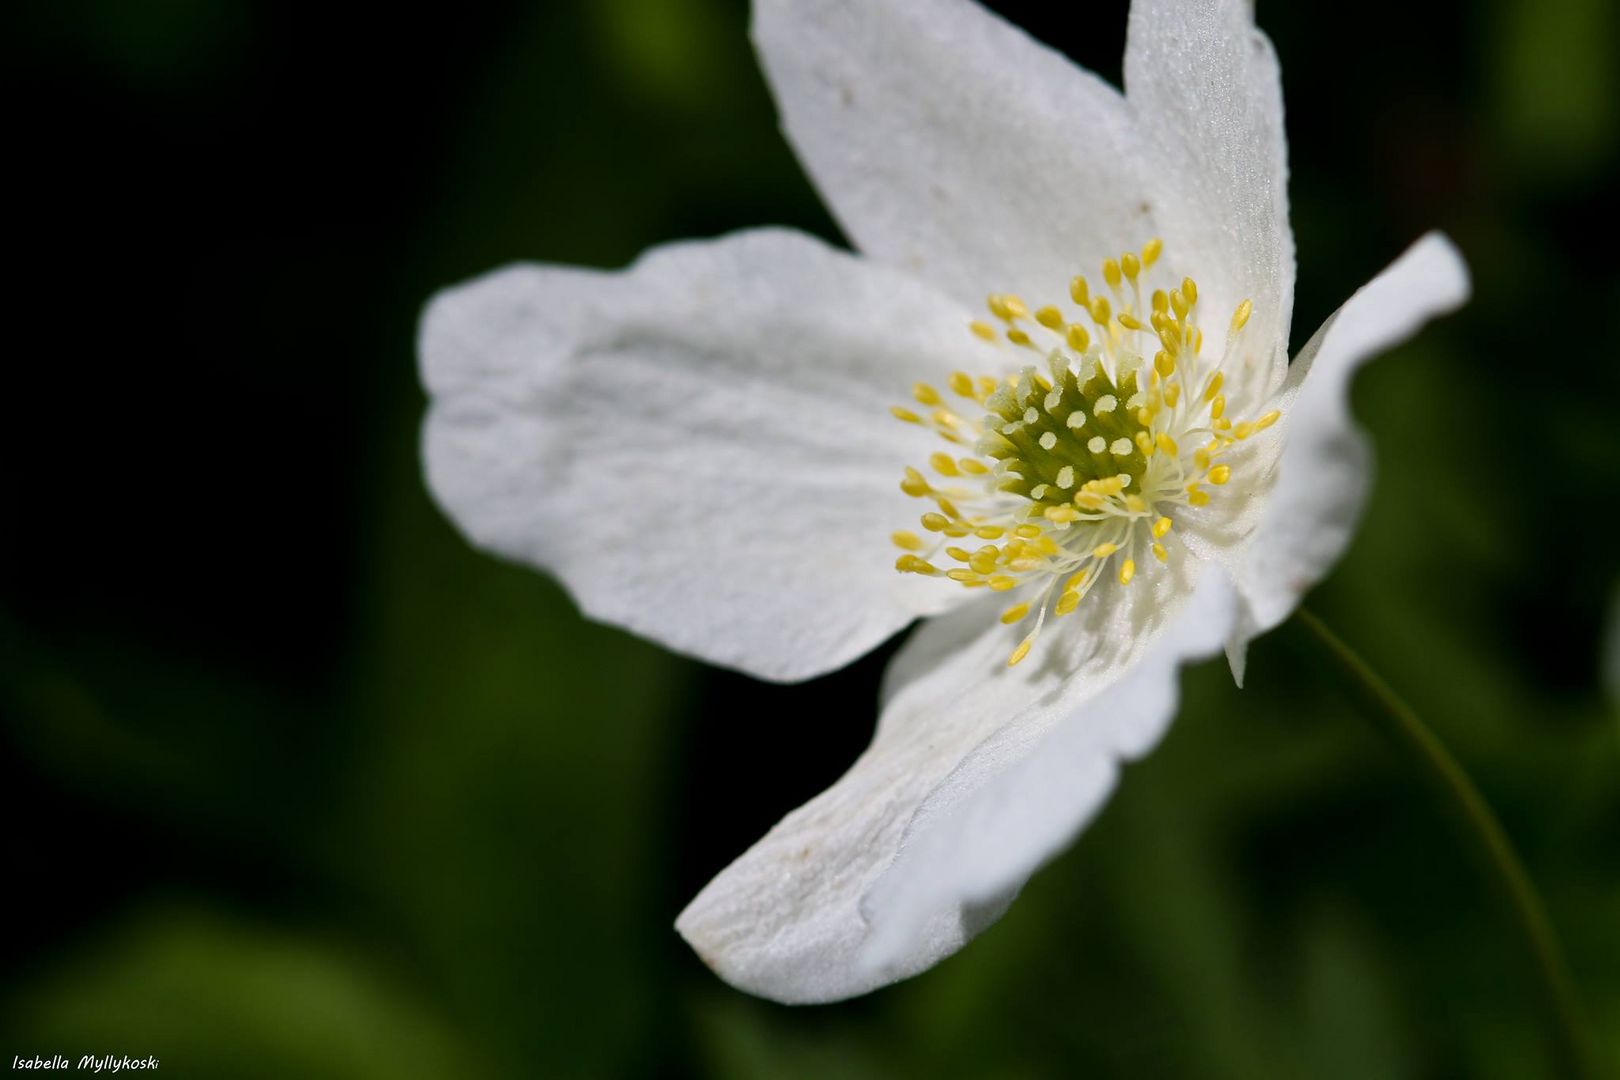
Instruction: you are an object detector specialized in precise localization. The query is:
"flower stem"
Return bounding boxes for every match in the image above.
[1294,607,1600,1080]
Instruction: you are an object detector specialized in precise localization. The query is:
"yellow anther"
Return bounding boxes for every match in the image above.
[1154,350,1175,377]
[1181,277,1198,305]
[891,531,925,552]
[987,295,1010,320]
[928,452,959,476]
[1164,384,1181,407]
[1089,296,1111,325]
[1151,289,1168,314]
[1044,505,1080,524]
[1170,290,1189,319]
[901,468,931,496]
[1231,299,1252,331]
[974,525,1005,539]
[1118,559,1136,585]
[1007,635,1034,667]
[900,555,941,575]
[1141,238,1162,267]
[1208,465,1232,485]
[942,523,973,537]
[1121,252,1140,280]
[1210,394,1226,420]
[1188,486,1210,507]
[1156,433,1179,456]
[1203,372,1224,402]
[949,371,976,396]
[1152,542,1168,562]
[969,320,997,342]
[1007,328,1032,347]
[1194,328,1203,353]
[1194,446,1211,469]
[1135,431,1154,455]
[1065,570,1090,593]
[1125,495,1147,514]
[913,383,942,406]
[1055,592,1081,616]
[1212,417,1231,432]
[1035,306,1065,330]
[1014,524,1043,539]
[1117,313,1144,331]
[1152,516,1173,539]
[1092,542,1118,558]
[1136,407,1153,426]
[977,375,1000,398]
[1066,325,1090,352]
[945,568,978,582]
[988,575,1017,591]
[1073,491,1104,510]
[1233,421,1255,440]
[920,512,949,531]
[1000,603,1032,624]
[1157,326,1180,355]
[1103,258,1122,289]
[936,497,961,518]
[1256,410,1281,430]
[1003,295,1029,319]
[1069,276,1090,306]
[891,406,922,423]
[945,546,971,562]
[959,458,990,475]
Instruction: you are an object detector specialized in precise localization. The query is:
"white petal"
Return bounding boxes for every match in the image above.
[1124,0,1295,397]
[677,545,1217,1003]
[861,568,1237,974]
[752,0,1156,309]
[1225,233,1471,681]
[421,228,993,683]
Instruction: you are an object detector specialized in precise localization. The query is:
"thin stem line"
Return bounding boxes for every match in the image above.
[1294,607,1600,1080]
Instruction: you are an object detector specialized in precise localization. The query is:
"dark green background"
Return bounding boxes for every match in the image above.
[4,0,1617,1076]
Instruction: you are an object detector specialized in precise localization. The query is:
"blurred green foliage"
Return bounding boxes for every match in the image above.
[2,0,1617,1077]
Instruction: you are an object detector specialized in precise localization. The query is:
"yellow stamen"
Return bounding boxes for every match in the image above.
[1231,298,1252,331]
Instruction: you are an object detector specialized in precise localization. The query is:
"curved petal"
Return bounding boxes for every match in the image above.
[1124,0,1295,398]
[420,228,995,683]
[676,540,1217,1002]
[861,568,1237,973]
[1225,232,1471,682]
[751,0,1157,311]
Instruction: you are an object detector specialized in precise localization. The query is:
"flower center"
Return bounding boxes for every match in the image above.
[889,239,1280,666]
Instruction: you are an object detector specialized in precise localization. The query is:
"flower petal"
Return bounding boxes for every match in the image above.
[751,0,1155,309]
[421,228,993,683]
[677,547,1222,1002]
[1124,0,1295,397]
[860,568,1237,974]
[1225,232,1471,682]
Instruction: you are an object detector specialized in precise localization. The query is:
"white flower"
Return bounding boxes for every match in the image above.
[419,0,1470,1004]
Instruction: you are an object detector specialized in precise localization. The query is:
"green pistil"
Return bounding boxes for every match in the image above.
[982,361,1149,510]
